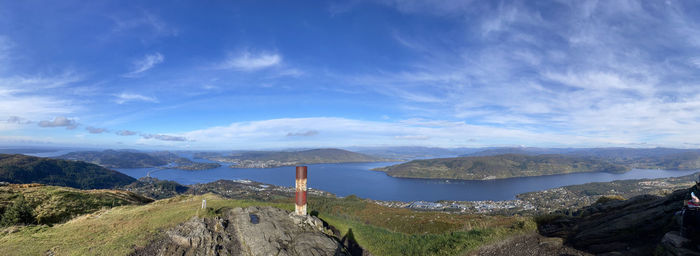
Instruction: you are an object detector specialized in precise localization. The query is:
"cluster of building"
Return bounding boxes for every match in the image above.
[372,199,536,214]
[229,160,298,168]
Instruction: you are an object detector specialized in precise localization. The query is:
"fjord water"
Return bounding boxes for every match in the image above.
[117,162,700,202]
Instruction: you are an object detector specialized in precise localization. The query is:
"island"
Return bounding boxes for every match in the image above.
[373,154,629,180]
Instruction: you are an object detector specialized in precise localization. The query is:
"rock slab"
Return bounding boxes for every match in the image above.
[132,206,348,256]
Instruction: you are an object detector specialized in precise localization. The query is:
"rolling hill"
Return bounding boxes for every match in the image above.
[374,154,629,180]
[0,154,136,189]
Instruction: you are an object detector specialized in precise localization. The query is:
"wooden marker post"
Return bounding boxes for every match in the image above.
[295,166,307,215]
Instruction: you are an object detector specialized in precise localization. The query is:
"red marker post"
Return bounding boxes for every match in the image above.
[295,166,307,215]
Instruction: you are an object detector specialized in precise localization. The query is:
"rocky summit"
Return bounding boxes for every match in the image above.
[131,206,349,256]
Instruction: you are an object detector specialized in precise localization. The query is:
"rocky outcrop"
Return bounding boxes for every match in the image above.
[131,206,349,256]
[538,187,700,255]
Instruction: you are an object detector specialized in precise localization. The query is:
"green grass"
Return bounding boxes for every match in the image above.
[0,185,152,225]
[0,193,534,256]
[308,195,536,256]
[0,194,292,256]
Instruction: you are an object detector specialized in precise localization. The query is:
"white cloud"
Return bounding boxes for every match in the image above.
[216,51,281,71]
[114,93,158,104]
[335,0,700,148]
[178,117,625,150]
[38,116,78,129]
[124,52,164,77]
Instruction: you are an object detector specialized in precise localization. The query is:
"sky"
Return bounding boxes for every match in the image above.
[2,0,700,150]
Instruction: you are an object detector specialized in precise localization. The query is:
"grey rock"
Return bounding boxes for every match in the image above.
[663,231,690,248]
[132,206,349,256]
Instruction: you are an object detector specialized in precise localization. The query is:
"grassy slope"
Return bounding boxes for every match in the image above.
[309,195,535,256]
[376,154,628,180]
[0,194,534,256]
[0,194,291,256]
[0,184,152,225]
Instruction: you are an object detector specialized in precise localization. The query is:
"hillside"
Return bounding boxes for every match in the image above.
[58,150,167,168]
[0,183,151,226]
[0,192,533,256]
[537,187,693,255]
[517,172,698,213]
[0,154,136,189]
[374,154,629,180]
[466,147,700,170]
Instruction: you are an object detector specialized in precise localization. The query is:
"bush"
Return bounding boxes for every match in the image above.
[0,195,35,226]
[594,195,625,205]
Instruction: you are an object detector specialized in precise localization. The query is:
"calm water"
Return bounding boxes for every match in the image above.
[117,162,700,202]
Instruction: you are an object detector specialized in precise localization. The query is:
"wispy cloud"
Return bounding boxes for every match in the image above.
[141,133,189,142]
[394,135,430,140]
[86,126,108,134]
[339,0,700,147]
[0,35,13,68]
[286,130,319,137]
[6,116,31,124]
[38,116,78,129]
[179,117,623,149]
[0,75,80,122]
[124,52,164,77]
[111,11,178,37]
[216,51,281,71]
[116,130,138,136]
[114,93,158,104]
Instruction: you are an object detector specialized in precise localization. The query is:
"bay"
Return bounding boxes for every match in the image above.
[116,162,700,202]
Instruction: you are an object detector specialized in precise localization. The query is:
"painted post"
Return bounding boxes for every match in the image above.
[295,166,307,215]
[202,199,206,209]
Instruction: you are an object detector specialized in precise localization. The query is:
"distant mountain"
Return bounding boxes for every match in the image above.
[58,150,167,168]
[350,146,482,160]
[237,148,387,163]
[463,147,574,157]
[57,150,221,170]
[199,148,392,168]
[0,154,136,189]
[374,154,629,180]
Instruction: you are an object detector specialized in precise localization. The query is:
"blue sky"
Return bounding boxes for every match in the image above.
[2,0,700,150]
